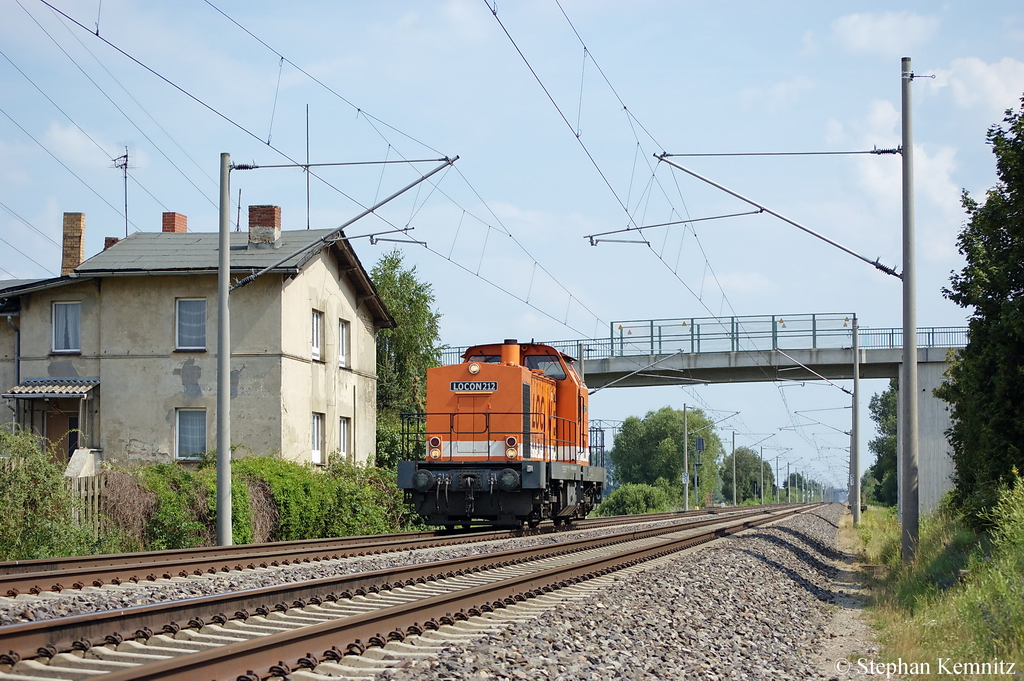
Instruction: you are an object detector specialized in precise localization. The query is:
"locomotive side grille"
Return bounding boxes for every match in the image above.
[522,382,531,459]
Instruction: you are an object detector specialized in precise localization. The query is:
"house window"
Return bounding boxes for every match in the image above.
[52,301,81,353]
[338,319,350,368]
[311,310,323,361]
[339,416,350,460]
[176,409,206,459]
[312,412,324,464]
[176,299,207,350]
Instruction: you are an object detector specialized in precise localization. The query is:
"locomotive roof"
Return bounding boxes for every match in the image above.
[461,341,577,362]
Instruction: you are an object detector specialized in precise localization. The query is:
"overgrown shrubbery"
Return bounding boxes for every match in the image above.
[594,483,670,516]
[1,435,419,558]
[102,454,420,550]
[0,426,105,560]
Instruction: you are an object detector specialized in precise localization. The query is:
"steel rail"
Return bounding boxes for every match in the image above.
[95,504,820,681]
[0,507,802,666]
[0,505,763,595]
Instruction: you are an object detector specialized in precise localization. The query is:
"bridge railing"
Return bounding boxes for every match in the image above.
[440,313,968,365]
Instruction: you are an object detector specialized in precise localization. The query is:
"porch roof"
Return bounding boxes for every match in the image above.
[2,378,99,399]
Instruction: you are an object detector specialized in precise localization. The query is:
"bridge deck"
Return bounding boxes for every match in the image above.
[443,312,967,389]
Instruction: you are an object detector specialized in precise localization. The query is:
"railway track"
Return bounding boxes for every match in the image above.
[0,504,819,680]
[0,505,768,598]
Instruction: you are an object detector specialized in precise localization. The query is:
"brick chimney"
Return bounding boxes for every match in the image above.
[104,237,120,251]
[61,212,85,275]
[162,212,188,233]
[248,205,281,248]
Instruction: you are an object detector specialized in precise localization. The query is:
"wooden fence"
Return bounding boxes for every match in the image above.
[70,474,106,539]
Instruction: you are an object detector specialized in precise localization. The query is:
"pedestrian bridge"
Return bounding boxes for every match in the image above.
[443,312,969,516]
[443,312,966,387]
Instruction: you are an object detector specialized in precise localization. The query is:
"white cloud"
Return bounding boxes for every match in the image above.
[928,57,1024,116]
[831,12,939,57]
[739,76,815,113]
[41,122,119,169]
[851,99,961,261]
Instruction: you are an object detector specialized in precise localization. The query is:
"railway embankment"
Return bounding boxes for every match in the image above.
[847,481,1024,680]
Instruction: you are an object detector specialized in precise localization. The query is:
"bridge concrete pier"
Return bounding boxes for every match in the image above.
[914,361,955,516]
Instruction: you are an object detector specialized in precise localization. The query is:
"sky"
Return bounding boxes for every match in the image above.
[2,1,1023,491]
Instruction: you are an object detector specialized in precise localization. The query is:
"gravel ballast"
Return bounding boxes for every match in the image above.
[0,511,746,627]
[375,504,847,680]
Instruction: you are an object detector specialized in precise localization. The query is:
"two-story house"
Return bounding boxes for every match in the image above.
[0,207,393,467]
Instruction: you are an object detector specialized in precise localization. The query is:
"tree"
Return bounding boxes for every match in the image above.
[608,406,722,507]
[720,447,774,504]
[370,250,443,467]
[935,97,1024,526]
[864,378,898,506]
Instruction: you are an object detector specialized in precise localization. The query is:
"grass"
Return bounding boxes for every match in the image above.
[852,481,1024,679]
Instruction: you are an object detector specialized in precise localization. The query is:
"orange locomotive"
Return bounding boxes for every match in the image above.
[397,339,606,527]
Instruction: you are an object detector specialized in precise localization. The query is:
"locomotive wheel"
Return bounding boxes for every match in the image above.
[527,519,540,529]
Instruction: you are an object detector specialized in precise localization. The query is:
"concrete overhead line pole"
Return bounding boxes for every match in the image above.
[731,431,737,507]
[217,152,232,546]
[901,56,920,560]
[775,453,780,504]
[759,446,765,505]
[683,404,689,512]
[851,317,861,524]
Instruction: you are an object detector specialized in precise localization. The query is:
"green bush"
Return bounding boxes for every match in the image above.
[0,426,97,560]
[374,411,406,469]
[595,483,670,516]
[3,443,419,557]
[137,463,211,550]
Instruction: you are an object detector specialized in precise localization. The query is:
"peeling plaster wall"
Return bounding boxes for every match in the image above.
[95,274,285,462]
[16,280,100,381]
[0,320,15,429]
[279,251,378,464]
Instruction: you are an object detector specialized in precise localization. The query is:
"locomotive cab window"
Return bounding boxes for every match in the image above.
[524,355,566,380]
[467,354,501,363]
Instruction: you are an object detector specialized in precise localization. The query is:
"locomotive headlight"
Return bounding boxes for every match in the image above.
[505,448,518,459]
[468,362,481,375]
[428,436,441,448]
[429,448,442,459]
[505,436,517,448]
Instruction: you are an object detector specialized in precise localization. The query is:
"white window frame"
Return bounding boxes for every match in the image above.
[176,409,207,460]
[338,319,350,368]
[339,416,350,460]
[312,412,325,465]
[311,310,323,361]
[52,301,81,353]
[175,298,207,350]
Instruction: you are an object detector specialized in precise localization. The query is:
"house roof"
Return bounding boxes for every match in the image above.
[0,229,395,328]
[76,230,341,274]
[2,378,100,399]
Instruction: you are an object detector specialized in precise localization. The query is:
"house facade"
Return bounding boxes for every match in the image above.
[0,207,393,467]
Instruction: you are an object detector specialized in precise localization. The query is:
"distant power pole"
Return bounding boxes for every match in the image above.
[732,431,737,507]
[683,404,689,512]
[759,446,765,505]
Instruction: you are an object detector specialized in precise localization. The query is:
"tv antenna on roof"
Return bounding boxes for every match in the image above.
[111,145,134,237]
